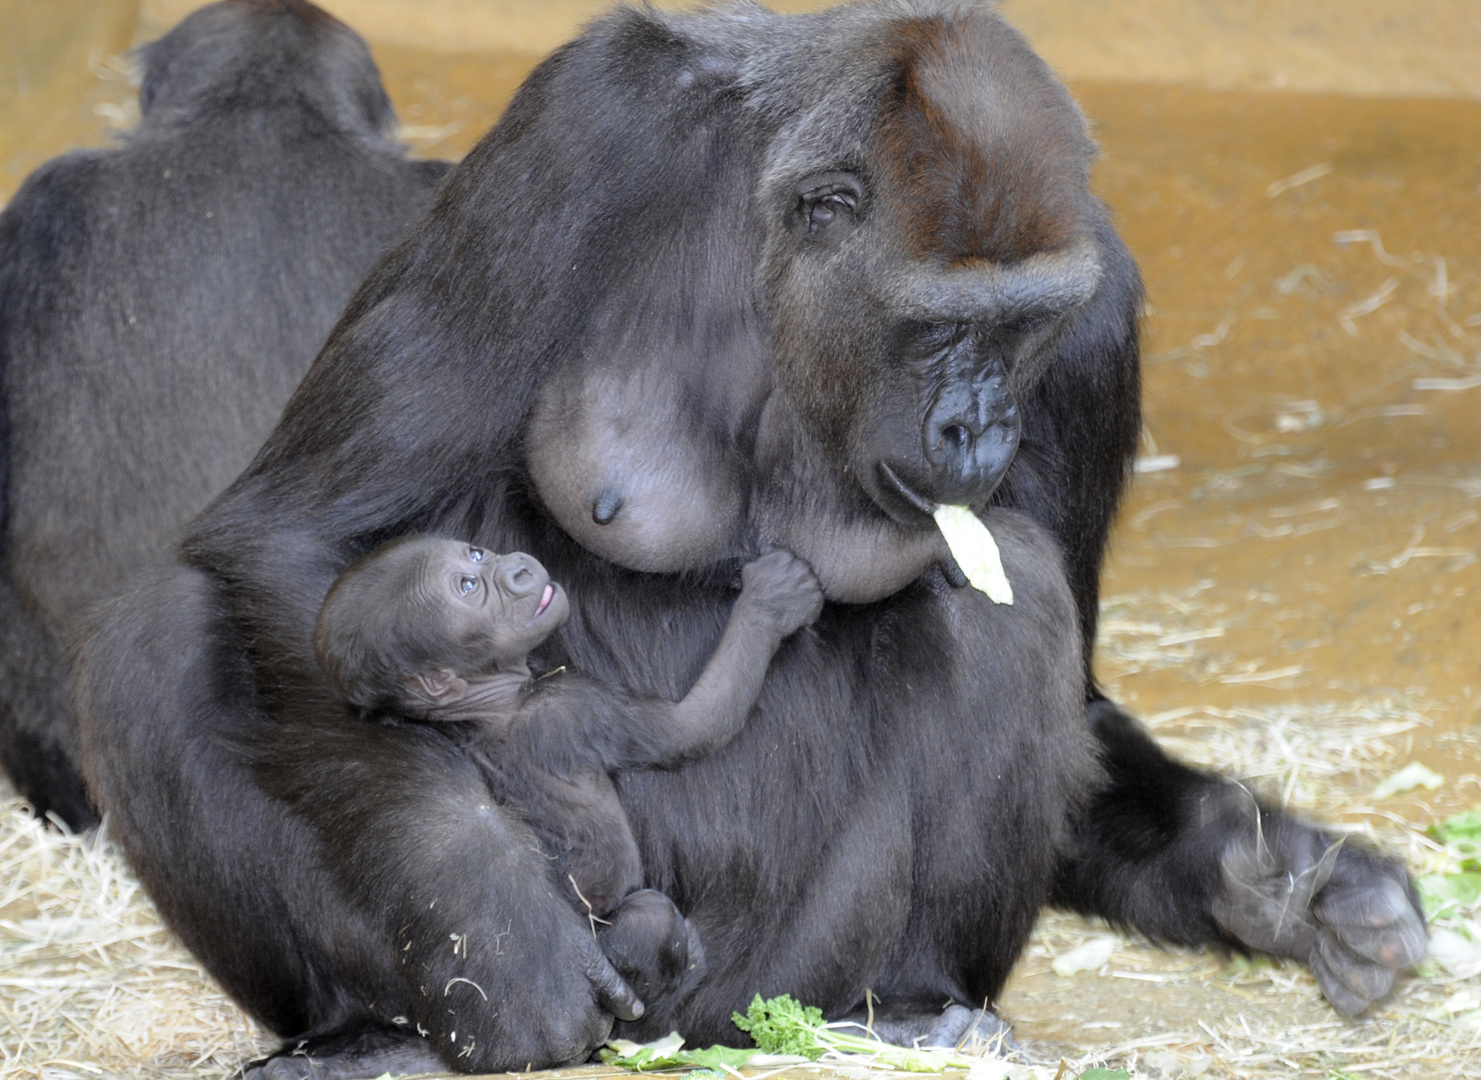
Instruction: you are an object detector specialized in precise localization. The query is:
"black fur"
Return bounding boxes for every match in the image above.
[73,3,1423,1077]
[0,0,449,827]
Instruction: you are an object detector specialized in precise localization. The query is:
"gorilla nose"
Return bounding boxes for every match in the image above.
[923,373,1022,499]
[496,553,545,597]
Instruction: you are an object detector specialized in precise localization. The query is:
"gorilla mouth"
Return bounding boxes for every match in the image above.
[877,461,940,521]
[877,461,972,589]
[534,584,555,618]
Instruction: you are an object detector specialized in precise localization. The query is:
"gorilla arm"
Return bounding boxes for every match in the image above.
[1014,222,1426,1016]
[1049,703,1427,1017]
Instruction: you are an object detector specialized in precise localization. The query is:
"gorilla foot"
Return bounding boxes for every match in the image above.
[1213,810,1427,1016]
[839,1001,1016,1053]
[242,1028,445,1080]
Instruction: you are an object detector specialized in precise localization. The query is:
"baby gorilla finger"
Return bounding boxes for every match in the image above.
[741,550,824,634]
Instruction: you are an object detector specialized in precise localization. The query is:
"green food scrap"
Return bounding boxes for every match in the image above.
[933,504,1013,604]
[599,1033,780,1073]
[1430,808,1481,863]
[731,993,827,1059]
[1418,872,1481,919]
[1077,1071,1131,1080]
[1371,761,1443,799]
[603,993,1012,1074]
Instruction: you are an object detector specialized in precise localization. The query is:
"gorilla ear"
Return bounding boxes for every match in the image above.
[405,668,470,706]
[787,171,866,245]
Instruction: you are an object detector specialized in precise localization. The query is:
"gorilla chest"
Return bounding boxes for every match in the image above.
[525,362,946,603]
[527,362,749,573]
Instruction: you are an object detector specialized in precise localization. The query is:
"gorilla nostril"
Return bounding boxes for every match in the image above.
[941,425,972,451]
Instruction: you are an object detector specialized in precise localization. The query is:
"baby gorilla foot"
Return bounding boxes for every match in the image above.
[838,1000,1016,1052]
[598,889,705,1004]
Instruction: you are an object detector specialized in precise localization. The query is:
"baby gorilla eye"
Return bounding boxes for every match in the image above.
[459,576,478,595]
[468,547,485,562]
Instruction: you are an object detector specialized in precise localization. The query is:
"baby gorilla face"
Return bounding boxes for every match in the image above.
[423,541,571,671]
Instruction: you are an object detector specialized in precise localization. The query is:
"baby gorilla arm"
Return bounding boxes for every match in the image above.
[521,550,822,774]
[654,549,823,760]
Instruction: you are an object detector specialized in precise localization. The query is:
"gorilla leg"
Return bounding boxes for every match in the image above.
[837,1001,1014,1052]
[76,564,640,1075]
[1051,702,1427,1015]
[0,578,95,827]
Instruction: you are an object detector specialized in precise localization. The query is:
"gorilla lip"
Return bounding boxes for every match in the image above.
[877,461,940,519]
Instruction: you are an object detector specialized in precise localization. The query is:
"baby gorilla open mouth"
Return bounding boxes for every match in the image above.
[534,583,555,618]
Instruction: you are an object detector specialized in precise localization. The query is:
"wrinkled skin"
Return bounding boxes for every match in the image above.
[73,3,1423,1078]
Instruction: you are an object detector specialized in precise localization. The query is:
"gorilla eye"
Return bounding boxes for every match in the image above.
[789,170,866,242]
[458,576,478,596]
[468,547,484,562]
[916,322,969,351]
[1004,312,1052,337]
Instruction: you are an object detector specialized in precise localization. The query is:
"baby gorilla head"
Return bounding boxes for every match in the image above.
[315,536,570,718]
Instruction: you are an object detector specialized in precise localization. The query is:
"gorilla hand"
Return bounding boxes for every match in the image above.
[1212,811,1427,1016]
[583,930,645,1023]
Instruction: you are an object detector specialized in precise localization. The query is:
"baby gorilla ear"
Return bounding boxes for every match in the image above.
[405,668,471,707]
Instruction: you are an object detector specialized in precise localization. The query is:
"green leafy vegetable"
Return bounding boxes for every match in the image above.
[1372,761,1443,799]
[1418,872,1481,919]
[1077,1071,1131,1080]
[603,994,1013,1074]
[731,993,1005,1072]
[731,993,827,1059]
[1430,808,1481,865]
[598,1032,788,1072]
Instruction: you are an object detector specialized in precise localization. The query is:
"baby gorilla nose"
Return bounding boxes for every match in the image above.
[496,553,545,597]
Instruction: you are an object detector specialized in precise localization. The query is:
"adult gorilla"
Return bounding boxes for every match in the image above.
[0,0,448,828]
[76,1,1425,1076]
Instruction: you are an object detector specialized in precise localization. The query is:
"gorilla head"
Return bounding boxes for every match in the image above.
[523,6,1106,602]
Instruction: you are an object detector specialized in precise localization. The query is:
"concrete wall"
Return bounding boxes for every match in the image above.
[132,0,1481,100]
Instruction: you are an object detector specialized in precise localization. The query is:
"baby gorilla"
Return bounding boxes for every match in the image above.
[315,536,822,1007]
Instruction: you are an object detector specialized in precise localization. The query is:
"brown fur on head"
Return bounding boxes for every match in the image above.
[877,11,1095,266]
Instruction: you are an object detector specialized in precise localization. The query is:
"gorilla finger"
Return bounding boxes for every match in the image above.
[584,940,644,1021]
[1315,874,1416,927]
[1308,951,1372,1018]
[1315,879,1427,968]
[1308,950,1380,1018]
[928,1005,1017,1052]
[1212,884,1319,958]
[940,555,969,589]
[1315,933,1398,1003]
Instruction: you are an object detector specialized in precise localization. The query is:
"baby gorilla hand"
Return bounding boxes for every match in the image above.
[738,550,824,638]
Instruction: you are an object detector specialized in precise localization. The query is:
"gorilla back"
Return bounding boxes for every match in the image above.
[77,2,1424,1076]
[0,0,448,827]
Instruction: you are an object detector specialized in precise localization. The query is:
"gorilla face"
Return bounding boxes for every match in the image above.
[765,169,1103,526]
